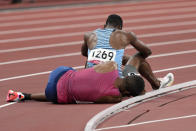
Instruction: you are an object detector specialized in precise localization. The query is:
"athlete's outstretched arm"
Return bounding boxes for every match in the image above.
[94,96,122,103]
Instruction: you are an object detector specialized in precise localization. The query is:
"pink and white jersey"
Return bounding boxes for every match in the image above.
[57,68,120,104]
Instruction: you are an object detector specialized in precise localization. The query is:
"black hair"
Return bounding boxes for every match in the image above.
[105,14,123,29]
[124,75,145,97]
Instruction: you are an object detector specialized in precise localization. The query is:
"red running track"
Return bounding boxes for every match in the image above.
[0,0,120,10]
[0,0,196,131]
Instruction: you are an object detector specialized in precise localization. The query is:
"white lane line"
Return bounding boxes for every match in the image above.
[0,102,16,109]
[0,20,195,35]
[0,7,196,27]
[1,37,196,53]
[0,52,81,65]
[0,1,195,22]
[0,41,81,53]
[0,22,100,35]
[131,21,196,30]
[0,71,51,82]
[96,114,196,130]
[147,38,196,47]
[0,31,83,44]
[0,65,84,82]
[0,0,192,15]
[150,50,196,58]
[0,49,196,66]
[139,29,196,38]
[1,27,196,44]
[1,12,196,28]
[0,63,196,82]
[153,64,196,73]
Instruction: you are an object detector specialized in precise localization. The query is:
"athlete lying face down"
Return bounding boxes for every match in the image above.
[7,61,145,104]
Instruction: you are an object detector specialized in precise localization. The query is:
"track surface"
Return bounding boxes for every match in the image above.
[0,0,196,131]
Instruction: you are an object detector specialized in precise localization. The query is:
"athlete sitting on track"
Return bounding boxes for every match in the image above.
[7,61,145,104]
[81,14,174,90]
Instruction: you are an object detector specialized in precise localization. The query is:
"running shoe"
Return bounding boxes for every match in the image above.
[6,90,25,102]
[159,73,174,88]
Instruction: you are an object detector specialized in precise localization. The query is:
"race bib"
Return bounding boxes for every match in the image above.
[88,48,116,62]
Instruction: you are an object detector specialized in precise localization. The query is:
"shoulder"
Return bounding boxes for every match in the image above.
[113,30,133,35]
[113,30,136,41]
[121,31,137,43]
[94,95,122,103]
[84,32,96,39]
[128,32,137,39]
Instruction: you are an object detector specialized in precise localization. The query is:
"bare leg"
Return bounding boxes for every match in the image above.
[125,53,160,90]
[30,93,48,102]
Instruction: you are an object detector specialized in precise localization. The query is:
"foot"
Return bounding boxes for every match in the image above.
[6,90,25,102]
[159,73,174,88]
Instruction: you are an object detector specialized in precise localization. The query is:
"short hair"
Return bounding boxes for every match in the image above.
[124,75,145,97]
[105,14,123,28]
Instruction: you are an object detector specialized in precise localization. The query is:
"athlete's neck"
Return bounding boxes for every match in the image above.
[104,24,121,30]
[114,78,123,89]
[114,78,130,97]
[104,25,116,29]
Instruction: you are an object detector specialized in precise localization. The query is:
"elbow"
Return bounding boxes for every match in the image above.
[146,49,152,56]
[81,46,88,57]
[144,48,152,58]
[81,51,88,57]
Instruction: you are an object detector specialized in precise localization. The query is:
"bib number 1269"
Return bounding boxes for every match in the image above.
[88,48,116,62]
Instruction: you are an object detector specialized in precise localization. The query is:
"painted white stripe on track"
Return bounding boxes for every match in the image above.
[150,50,196,58]
[0,7,196,27]
[0,66,84,82]
[1,28,196,44]
[0,71,51,82]
[0,102,16,109]
[0,41,81,53]
[0,49,196,66]
[131,21,196,30]
[139,29,196,38]
[96,114,196,130]
[0,0,188,15]
[153,64,196,73]
[0,63,196,82]
[0,1,196,22]
[1,38,196,53]
[1,12,196,27]
[1,20,196,35]
[0,52,81,65]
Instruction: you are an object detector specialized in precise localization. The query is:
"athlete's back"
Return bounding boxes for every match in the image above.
[86,28,126,76]
[56,66,120,104]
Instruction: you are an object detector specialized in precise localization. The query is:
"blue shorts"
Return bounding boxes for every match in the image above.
[45,66,74,103]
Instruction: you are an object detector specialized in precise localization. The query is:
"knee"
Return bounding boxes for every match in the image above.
[136,51,151,59]
[133,53,145,62]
